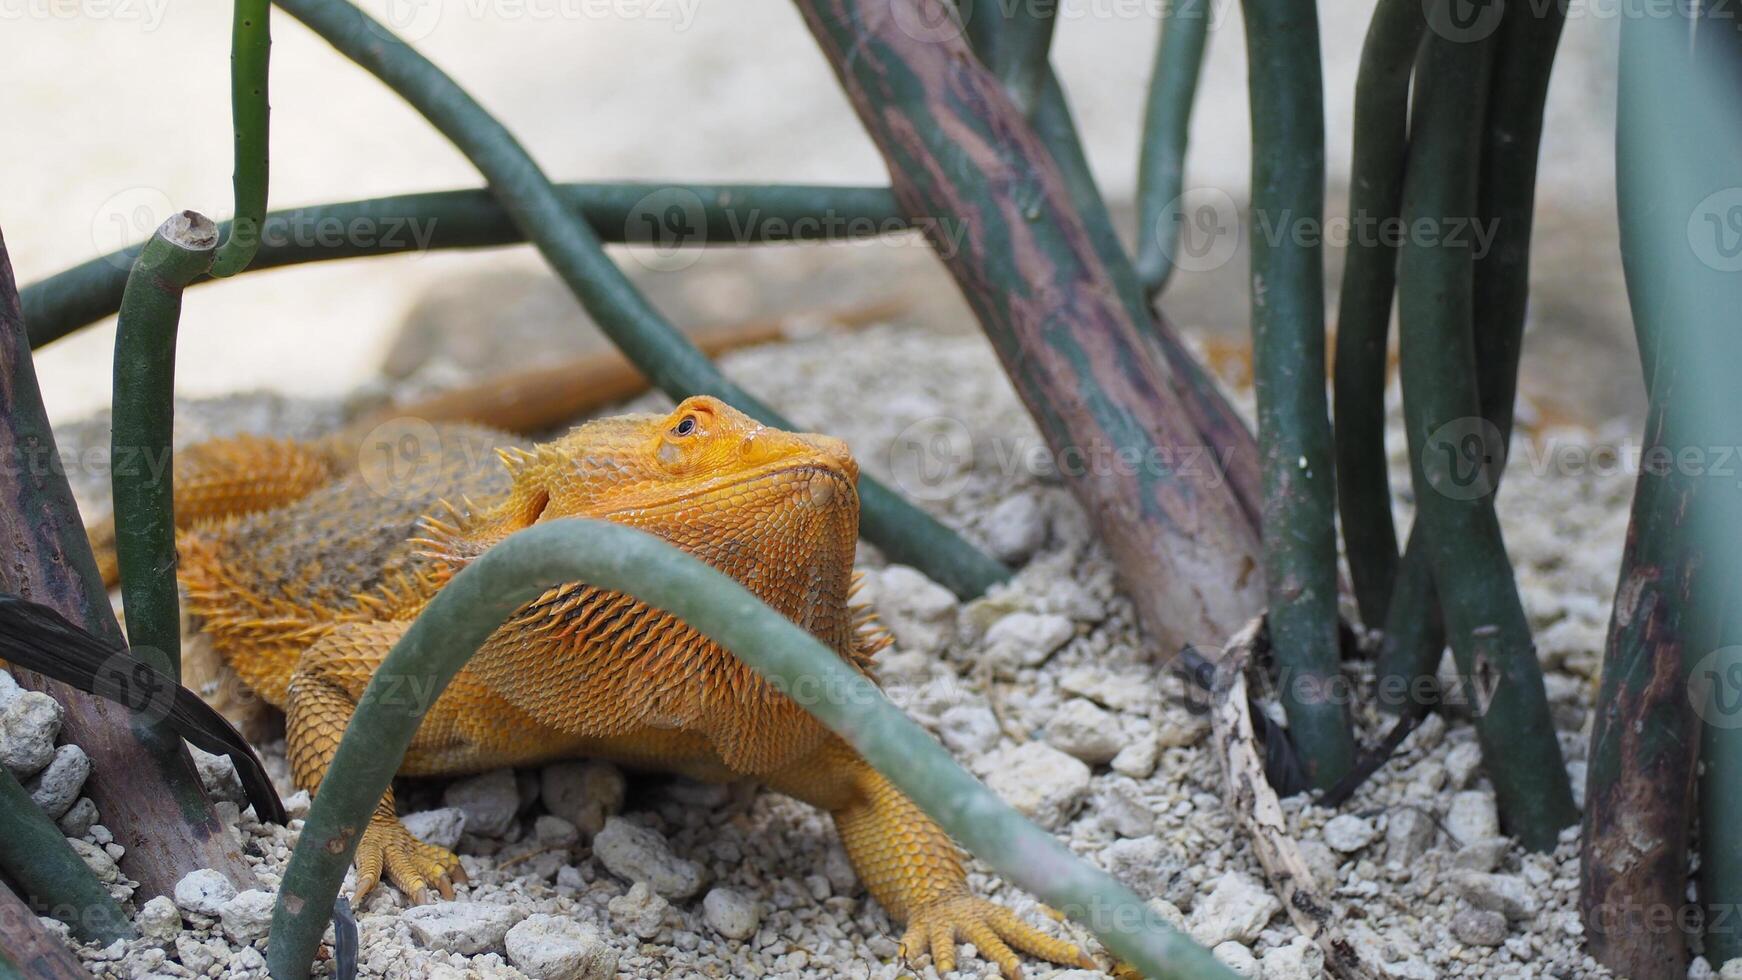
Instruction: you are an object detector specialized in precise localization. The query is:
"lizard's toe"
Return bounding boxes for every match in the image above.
[900,893,1093,979]
[353,817,463,905]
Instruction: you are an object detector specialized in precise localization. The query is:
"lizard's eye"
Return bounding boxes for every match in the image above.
[671,415,698,437]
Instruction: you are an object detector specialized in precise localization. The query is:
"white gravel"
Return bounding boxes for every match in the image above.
[32,319,1662,978]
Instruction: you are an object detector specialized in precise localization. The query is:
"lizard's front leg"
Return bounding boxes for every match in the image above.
[765,738,1095,978]
[284,620,466,904]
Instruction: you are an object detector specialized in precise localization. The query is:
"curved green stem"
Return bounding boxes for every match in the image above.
[210,0,271,278]
[1471,3,1565,446]
[1373,0,1565,705]
[266,519,1235,980]
[22,183,903,349]
[270,0,1009,599]
[1397,18,1573,850]
[0,767,135,944]
[111,213,217,681]
[1331,0,1425,629]
[1238,0,1354,788]
[1135,0,1210,298]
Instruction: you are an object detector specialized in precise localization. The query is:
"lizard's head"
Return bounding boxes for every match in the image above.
[547,395,860,518]
[421,397,864,627]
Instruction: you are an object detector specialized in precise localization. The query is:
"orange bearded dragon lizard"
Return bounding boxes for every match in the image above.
[108,396,1093,978]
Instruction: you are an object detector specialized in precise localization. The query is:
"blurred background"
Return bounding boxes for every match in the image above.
[4,0,1631,427]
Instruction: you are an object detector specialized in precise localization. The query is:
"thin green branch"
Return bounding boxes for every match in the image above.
[0,767,135,944]
[986,0,1057,115]
[1135,0,1210,298]
[22,183,903,348]
[209,0,271,277]
[1238,0,1354,788]
[1331,0,1424,630]
[1373,0,1564,706]
[266,519,1236,980]
[1471,3,1565,444]
[1397,20,1573,850]
[112,213,217,682]
[266,0,1008,599]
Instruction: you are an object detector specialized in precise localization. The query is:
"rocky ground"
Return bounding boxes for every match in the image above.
[9,318,1691,979]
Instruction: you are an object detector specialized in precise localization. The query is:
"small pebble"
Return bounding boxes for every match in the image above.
[1452,907,1509,947]
[594,817,708,900]
[607,881,669,939]
[981,742,1090,830]
[441,769,519,838]
[136,896,181,942]
[174,869,236,916]
[702,886,762,940]
[1322,813,1376,854]
[505,914,616,979]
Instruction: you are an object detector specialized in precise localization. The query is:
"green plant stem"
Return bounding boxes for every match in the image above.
[1031,71,1264,528]
[210,0,271,277]
[112,213,218,682]
[266,519,1236,980]
[0,767,135,944]
[1397,22,1574,850]
[1471,4,1565,444]
[1611,6,1742,964]
[959,3,1262,526]
[1134,0,1210,298]
[1331,0,1424,629]
[0,880,95,980]
[1579,394,1702,980]
[1238,0,1353,788]
[22,184,901,348]
[1375,530,1444,710]
[1373,0,1565,708]
[0,226,256,896]
[986,0,1056,115]
[802,0,1263,649]
[267,0,1007,600]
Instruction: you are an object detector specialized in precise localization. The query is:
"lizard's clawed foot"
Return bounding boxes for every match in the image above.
[898,893,1096,979]
[353,817,467,905]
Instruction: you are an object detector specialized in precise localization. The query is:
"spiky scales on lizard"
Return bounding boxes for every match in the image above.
[100,395,1095,978]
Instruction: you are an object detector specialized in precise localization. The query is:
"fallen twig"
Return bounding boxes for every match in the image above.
[1210,617,1386,980]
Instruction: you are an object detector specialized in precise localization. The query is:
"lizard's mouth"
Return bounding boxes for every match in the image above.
[596,460,859,521]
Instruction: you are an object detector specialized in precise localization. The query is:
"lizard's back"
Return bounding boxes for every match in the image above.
[179,422,524,703]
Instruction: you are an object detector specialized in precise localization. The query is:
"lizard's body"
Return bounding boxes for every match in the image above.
[148,397,1088,978]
